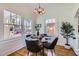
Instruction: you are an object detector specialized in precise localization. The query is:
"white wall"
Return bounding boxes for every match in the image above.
[74,5,79,55]
[36,15,45,34]
[0,8,4,41]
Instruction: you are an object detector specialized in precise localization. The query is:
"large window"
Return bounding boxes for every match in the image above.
[24,19,32,34]
[4,10,22,39]
[45,18,56,35]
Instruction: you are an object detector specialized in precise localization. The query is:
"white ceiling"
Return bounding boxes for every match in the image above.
[0,3,79,19]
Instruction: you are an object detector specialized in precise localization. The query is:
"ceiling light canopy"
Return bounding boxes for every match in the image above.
[33,4,45,15]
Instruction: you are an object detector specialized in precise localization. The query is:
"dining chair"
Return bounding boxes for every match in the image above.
[25,40,43,56]
[44,37,58,56]
[26,34,31,38]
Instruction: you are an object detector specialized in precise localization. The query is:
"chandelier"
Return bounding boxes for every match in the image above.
[33,4,45,15]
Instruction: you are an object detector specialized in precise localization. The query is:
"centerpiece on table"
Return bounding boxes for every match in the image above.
[35,24,41,36]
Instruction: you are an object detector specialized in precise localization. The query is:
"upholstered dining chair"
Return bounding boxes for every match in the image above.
[44,37,58,56]
[26,34,31,38]
[25,40,43,56]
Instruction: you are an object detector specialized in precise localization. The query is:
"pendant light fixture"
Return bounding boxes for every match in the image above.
[33,4,45,15]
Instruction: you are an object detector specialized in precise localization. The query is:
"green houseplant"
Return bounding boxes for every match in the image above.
[61,22,76,49]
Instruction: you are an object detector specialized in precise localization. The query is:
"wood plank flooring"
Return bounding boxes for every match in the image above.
[8,45,76,56]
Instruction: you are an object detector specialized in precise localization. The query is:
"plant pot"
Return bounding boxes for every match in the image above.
[64,44,71,49]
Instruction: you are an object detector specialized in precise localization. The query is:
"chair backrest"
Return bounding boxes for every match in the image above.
[25,40,41,52]
[49,37,58,49]
[26,34,31,38]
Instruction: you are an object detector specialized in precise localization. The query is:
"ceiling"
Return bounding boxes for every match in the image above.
[0,3,79,19]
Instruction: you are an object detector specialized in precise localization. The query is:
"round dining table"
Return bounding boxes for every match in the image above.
[26,35,57,56]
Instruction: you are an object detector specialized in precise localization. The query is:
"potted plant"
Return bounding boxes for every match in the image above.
[35,24,41,36]
[61,22,76,49]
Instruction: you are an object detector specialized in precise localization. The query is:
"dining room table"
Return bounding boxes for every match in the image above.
[25,34,58,56]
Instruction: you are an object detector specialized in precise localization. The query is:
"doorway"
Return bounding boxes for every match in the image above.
[45,18,56,36]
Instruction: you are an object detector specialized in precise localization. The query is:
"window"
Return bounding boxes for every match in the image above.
[24,19,32,34]
[45,18,56,35]
[4,10,22,39]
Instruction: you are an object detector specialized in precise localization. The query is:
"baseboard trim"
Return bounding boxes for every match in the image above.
[2,44,25,56]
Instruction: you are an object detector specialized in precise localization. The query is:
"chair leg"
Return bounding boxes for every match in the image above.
[51,50,53,56]
[53,49,55,55]
[27,51,29,56]
[36,53,37,56]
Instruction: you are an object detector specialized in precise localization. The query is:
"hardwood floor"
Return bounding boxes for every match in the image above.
[8,45,76,56]
[55,45,76,56]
